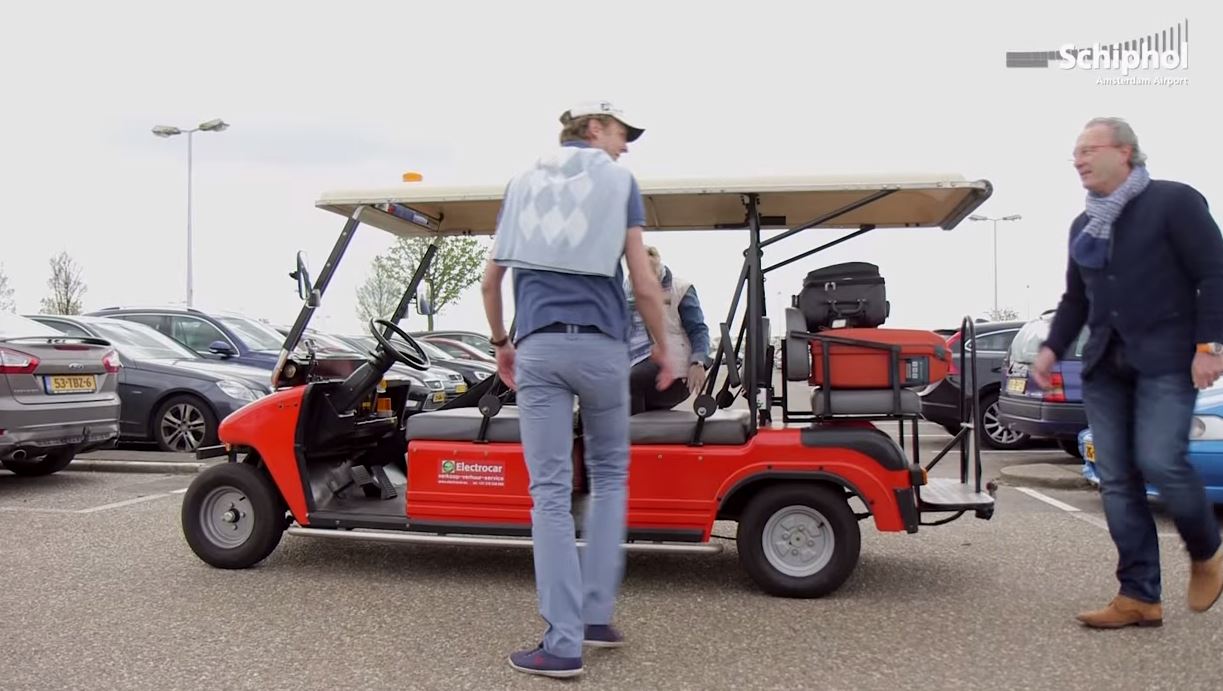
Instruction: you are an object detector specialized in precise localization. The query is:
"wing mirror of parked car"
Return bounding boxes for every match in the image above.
[208,341,236,358]
[291,251,320,307]
[416,281,434,316]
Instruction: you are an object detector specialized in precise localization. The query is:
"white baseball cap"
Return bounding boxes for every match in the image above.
[559,100,645,142]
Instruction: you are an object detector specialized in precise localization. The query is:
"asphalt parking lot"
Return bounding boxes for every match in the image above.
[2,425,1222,690]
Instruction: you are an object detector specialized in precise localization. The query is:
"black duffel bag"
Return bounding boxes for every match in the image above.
[796,261,889,329]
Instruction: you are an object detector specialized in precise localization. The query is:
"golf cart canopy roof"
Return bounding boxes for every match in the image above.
[315,173,992,237]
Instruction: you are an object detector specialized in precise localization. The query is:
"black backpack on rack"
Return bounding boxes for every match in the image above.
[796,261,890,329]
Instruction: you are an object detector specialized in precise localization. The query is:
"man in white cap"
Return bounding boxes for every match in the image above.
[481,100,674,678]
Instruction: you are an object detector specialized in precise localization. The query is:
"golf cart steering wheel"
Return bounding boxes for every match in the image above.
[369,318,430,371]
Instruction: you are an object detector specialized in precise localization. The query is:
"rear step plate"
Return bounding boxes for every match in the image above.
[919,478,994,511]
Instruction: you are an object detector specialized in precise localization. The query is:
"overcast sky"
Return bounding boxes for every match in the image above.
[1,0,1214,339]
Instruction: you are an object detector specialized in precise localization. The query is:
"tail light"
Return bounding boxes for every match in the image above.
[103,350,122,374]
[945,331,962,375]
[1045,372,1066,402]
[0,347,39,375]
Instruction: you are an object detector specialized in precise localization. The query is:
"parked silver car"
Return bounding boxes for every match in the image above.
[0,313,121,476]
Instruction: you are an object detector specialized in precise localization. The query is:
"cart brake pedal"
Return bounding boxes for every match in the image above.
[350,464,398,500]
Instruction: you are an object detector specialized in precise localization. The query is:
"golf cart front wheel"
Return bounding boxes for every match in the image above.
[181,463,286,569]
[736,484,860,598]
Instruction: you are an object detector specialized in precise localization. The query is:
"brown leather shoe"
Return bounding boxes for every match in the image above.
[1076,595,1163,628]
[1188,547,1223,613]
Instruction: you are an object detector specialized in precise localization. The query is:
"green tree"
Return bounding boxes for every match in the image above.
[0,263,14,313]
[356,255,404,323]
[383,236,488,330]
[39,251,87,315]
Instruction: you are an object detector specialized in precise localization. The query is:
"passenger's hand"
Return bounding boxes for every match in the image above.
[1031,346,1057,390]
[686,363,707,396]
[1192,352,1223,390]
[651,344,676,391]
[495,343,517,390]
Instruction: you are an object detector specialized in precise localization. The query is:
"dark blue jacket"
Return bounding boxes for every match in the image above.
[1044,179,1223,377]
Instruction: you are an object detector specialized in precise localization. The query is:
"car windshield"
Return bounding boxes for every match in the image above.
[89,319,199,360]
[304,331,364,356]
[1009,320,1050,364]
[416,340,452,361]
[1010,318,1089,363]
[0,313,64,339]
[216,316,286,352]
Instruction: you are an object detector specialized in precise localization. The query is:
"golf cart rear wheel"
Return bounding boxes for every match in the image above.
[181,463,285,569]
[736,484,860,598]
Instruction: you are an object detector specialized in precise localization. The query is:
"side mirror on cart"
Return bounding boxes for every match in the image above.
[415,281,434,316]
[291,251,319,307]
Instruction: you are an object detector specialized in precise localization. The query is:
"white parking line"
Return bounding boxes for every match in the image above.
[0,491,183,515]
[76,493,178,514]
[1014,487,1179,537]
[1015,487,1080,512]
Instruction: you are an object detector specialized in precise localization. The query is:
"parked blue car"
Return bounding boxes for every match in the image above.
[1080,384,1223,505]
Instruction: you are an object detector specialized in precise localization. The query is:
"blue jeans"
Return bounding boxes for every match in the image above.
[1083,340,1222,604]
[515,330,630,658]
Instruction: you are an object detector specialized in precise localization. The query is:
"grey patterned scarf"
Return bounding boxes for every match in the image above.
[1071,165,1150,269]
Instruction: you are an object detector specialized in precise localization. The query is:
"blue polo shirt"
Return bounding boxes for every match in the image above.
[510,140,647,344]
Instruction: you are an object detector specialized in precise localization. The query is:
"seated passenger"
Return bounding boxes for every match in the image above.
[625,246,712,414]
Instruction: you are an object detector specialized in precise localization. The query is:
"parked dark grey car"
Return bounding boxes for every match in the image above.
[29,315,274,453]
[85,306,291,370]
[0,313,121,476]
[919,320,1028,449]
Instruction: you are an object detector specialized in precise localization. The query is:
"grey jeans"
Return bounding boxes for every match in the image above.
[515,329,630,658]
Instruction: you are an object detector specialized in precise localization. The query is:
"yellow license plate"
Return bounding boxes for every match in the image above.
[432,391,446,403]
[1007,377,1026,394]
[1084,441,1095,461]
[48,375,96,394]
[455,383,468,394]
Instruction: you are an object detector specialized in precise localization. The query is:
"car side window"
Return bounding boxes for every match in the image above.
[36,319,92,338]
[116,314,170,335]
[971,331,1015,352]
[170,316,231,354]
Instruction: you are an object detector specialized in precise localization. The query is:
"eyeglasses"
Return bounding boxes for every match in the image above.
[1072,144,1121,159]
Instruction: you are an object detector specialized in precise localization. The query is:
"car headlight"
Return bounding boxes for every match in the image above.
[1190,415,1223,440]
[473,370,491,381]
[217,380,257,402]
[427,379,444,390]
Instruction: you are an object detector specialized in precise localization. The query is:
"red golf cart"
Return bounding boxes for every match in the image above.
[182,173,996,598]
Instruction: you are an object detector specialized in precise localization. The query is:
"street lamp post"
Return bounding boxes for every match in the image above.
[968,213,1022,315]
[152,118,230,308]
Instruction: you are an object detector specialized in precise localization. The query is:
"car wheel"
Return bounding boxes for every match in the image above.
[181,462,286,569]
[736,484,860,598]
[978,392,1029,450]
[153,395,217,453]
[2,449,75,477]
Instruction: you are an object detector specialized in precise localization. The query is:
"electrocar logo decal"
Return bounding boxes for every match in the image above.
[1004,18,1192,87]
[438,459,506,488]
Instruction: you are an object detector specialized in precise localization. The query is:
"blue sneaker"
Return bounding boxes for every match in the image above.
[508,645,583,678]
[584,624,625,648]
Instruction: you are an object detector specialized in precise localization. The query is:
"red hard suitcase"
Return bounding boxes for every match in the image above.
[808,328,951,389]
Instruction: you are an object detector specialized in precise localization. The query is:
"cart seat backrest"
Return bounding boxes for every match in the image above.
[404,406,752,445]
[784,307,811,382]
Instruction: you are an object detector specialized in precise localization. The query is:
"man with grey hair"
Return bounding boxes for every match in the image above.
[1035,116,1223,628]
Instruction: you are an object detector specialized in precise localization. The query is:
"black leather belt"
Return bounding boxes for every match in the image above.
[537,323,602,334]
